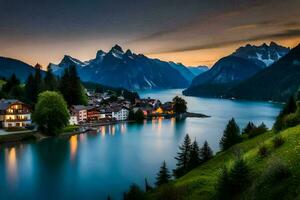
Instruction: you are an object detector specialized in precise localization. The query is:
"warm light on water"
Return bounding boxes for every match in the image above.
[0,89,282,199]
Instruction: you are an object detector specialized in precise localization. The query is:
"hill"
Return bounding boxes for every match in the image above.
[0,56,37,82]
[146,124,300,199]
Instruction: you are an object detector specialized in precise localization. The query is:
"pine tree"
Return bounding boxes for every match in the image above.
[145,178,153,192]
[242,122,256,135]
[59,66,87,106]
[273,96,297,131]
[220,118,241,151]
[34,64,45,93]
[215,166,230,200]
[173,134,192,178]
[155,161,171,186]
[25,74,38,106]
[228,157,250,194]
[44,65,58,91]
[188,139,201,170]
[124,184,145,200]
[2,73,20,94]
[200,140,213,163]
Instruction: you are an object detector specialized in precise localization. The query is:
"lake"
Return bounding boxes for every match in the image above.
[0,89,282,199]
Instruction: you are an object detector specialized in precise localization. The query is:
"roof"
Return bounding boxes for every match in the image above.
[0,99,23,111]
[72,105,87,111]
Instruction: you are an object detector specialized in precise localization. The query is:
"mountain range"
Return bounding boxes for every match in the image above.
[227,44,300,102]
[50,45,205,90]
[183,42,291,98]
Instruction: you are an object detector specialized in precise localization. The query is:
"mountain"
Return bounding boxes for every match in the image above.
[228,44,300,102]
[232,41,290,68]
[51,45,189,90]
[168,62,196,83]
[183,42,290,97]
[187,66,209,76]
[0,56,37,82]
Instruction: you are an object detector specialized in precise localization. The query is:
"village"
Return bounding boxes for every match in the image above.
[0,89,177,134]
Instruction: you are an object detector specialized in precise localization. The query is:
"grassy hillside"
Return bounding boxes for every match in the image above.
[147,125,300,200]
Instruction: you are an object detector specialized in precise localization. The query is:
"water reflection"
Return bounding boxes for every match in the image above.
[70,135,78,161]
[5,147,17,185]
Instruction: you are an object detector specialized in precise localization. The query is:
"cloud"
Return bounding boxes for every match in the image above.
[148,29,300,54]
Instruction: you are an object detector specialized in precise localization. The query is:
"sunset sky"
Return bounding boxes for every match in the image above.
[1,0,300,68]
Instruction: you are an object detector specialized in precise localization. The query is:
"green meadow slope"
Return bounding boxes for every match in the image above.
[147,125,300,200]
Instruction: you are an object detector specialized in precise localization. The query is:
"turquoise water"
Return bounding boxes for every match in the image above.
[0,89,282,199]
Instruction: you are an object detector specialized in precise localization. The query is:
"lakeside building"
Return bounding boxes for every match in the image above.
[0,99,32,128]
[70,105,87,123]
[111,106,130,121]
[69,111,78,125]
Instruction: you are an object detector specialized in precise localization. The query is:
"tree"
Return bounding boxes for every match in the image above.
[188,139,201,169]
[134,109,145,122]
[228,157,250,194]
[242,122,256,135]
[173,134,191,178]
[33,91,70,135]
[172,96,187,114]
[2,73,20,94]
[155,161,171,186]
[128,110,135,120]
[273,96,297,131]
[124,184,145,200]
[215,166,230,200]
[44,65,58,91]
[200,140,213,163]
[59,66,87,106]
[220,118,241,151]
[145,178,153,192]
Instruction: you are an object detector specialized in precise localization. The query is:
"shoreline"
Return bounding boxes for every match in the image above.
[0,111,209,145]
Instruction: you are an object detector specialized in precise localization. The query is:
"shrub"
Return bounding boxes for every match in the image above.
[272,135,285,148]
[158,185,188,200]
[258,144,269,158]
[248,123,268,138]
[284,113,300,128]
[251,159,291,199]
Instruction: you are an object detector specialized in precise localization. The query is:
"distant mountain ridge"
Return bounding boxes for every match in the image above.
[183,42,290,97]
[50,45,193,90]
[227,43,300,102]
[0,56,38,82]
[187,66,209,76]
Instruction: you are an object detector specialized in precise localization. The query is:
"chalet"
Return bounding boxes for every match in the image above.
[86,106,101,121]
[70,105,87,123]
[111,106,130,121]
[0,99,32,128]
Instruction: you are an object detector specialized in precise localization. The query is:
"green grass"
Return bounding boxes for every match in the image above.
[147,125,300,200]
[0,79,6,88]
[62,125,79,133]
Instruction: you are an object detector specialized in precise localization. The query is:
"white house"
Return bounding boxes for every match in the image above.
[111,106,130,121]
[69,111,78,125]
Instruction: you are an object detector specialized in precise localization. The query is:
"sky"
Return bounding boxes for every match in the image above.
[1,0,300,68]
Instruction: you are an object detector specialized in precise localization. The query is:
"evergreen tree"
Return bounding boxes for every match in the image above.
[44,65,58,91]
[215,166,230,200]
[220,118,241,151]
[273,96,297,131]
[242,122,256,135]
[144,178,153,192]
[228,157,250,194]
[173,134,192,178]
[188,139,201,169]
[2,73,20,94]
[200,140,213,163]
[127,110,135,120]
[34,64,45,92]
[25,74,38,106]
[155,161,171,186]
[59,66,87,106]
[124,184,145,200]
